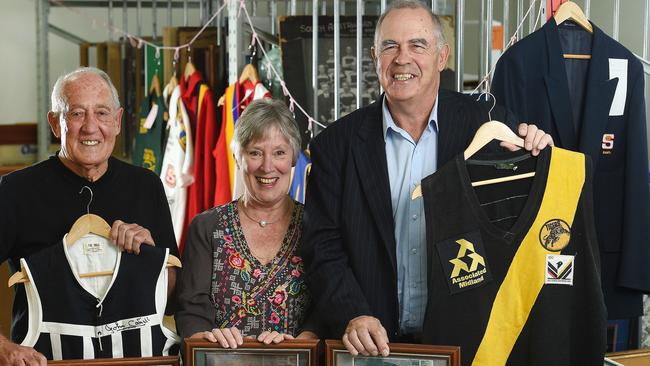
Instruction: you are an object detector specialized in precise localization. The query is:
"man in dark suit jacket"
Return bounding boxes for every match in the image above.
[301,0,553,357]
[492,18,650,321]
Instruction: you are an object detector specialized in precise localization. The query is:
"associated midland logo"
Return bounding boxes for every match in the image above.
[438,232,492,295]
[539,219,571,251]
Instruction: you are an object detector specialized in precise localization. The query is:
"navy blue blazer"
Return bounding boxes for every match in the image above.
[301,89,515,339]
[492,19,650,318]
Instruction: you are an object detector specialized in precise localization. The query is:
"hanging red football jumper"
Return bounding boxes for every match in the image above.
[179,70,218,254]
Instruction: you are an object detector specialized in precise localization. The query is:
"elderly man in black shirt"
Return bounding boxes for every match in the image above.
[0,67,179,365]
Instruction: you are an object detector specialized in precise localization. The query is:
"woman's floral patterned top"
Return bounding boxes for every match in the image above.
[208,200,310,336]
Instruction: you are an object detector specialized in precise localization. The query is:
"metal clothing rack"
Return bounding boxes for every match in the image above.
[35,0,650,162]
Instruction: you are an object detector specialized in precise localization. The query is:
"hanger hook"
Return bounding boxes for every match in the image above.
[249,33,257,58]
[476,90,497,121]
[486,90,496,121]
[79,186,93,215]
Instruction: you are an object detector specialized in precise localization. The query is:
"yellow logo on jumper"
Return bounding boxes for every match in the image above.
[139,118,148,134]
[143,148,156,171]
[449,239,486,278]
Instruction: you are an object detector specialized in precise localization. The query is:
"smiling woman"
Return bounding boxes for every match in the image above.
[176,99,318,348]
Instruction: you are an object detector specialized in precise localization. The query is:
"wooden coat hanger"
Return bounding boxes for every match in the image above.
[463,120,534,188]
[411,94,534,200]
[165,72,179,97]
[554,1,593,60]
[554,1,592,33]
[8,187,181,287]
[184,61,196,81]
[183,50,196,82]
[463,121,524,160]
[149,73,162,97]
[238,63,259,84]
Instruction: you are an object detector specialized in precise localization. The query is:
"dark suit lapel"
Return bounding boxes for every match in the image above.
[352,97,397,275]
[543,19,579,149]
[436,89,458,165]
[578,25,618,168]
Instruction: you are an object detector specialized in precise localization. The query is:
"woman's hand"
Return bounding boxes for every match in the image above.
[257,330,295,344]
[190,327,244,348]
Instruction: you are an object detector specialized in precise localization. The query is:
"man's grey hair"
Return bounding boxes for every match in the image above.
[231,99,302,166]
[374,0,447,50]
[51,67,121,114]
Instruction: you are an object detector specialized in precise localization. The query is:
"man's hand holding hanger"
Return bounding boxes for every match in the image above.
[110,220,156,255]
[501,123,554,156]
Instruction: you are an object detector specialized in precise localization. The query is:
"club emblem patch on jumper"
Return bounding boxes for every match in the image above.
[437,231,492,295]
[545,254,574,285]
[539,219,571,251]
[602,134,615,154]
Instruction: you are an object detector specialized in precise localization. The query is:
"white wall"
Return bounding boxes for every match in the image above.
[0,0,205,125]
[0,1,37,124]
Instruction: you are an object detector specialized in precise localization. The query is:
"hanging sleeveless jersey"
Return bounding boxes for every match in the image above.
[133,92,166,174]
[160,85,194,244]
[20,234,179,360]
[288,150,311,203]
[421,147,606,366]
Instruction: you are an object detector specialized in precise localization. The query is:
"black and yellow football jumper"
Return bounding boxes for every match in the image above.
[421,147,606,366]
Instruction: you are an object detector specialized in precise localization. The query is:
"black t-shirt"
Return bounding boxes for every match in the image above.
[0,154,178,342]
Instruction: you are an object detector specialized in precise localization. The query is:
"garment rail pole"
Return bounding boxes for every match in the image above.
[122,0,127,35]
[108,0,113,41]
[356,0,363,110]
[613,0,620,41]
[137,0,142,37]
[334,0,340,120]
[528,0,535,34]
[290,0,297,15]
[152,0,157,40]
[503,0,508,53]
[643,0,650,60]
[217,1,222,46]
[517,0,523,39]
[271,0,277,35]
[183,0,188,26]
[455,0,464,92]
[37,0,50,161]
[479,0,485,88]
[199,0,204,25]
[167,0,172,27]
[485,0,493,92]
[585,0,591,18]
[227,0,239,84]
[312,0,319,129]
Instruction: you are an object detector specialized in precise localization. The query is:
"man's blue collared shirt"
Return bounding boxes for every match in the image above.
[383,99,438,335]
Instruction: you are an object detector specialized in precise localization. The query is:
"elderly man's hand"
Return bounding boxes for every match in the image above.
[500,123,554,156]
[110,220,155,255]
[0,340,47,366]
[342,315,390,357]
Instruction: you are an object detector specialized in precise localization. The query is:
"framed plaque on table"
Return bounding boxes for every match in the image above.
[326,340,459,366]
[48,356,180,365]
[184,338,319,366]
